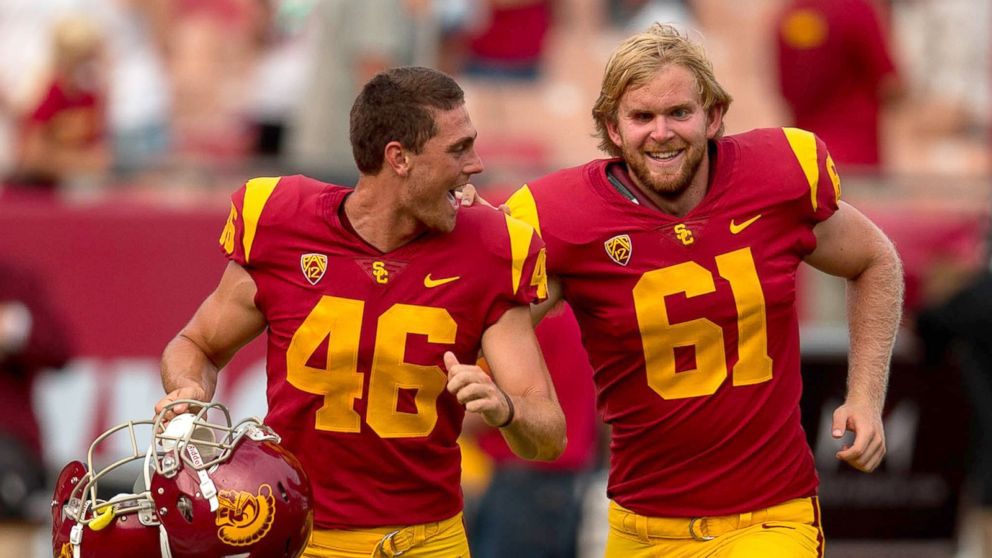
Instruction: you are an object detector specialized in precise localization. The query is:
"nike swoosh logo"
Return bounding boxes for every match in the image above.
[730,214,762,234]
[424,274,461,288]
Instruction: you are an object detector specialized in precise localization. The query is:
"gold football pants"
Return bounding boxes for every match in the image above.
[604,497,824,558]
[302,512,470,558]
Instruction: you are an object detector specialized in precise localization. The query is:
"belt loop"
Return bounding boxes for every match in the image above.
[738,511,752,528]
[414,523,426,544]
[424,519,440,539]
[635,513,650,541]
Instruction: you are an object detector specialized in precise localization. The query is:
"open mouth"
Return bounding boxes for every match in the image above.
[447,190,459,209]
[646,149,683,164]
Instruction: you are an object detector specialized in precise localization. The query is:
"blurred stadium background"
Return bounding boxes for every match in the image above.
[0,0,988,557]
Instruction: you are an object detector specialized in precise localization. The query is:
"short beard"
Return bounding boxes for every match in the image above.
[624,141,705,199]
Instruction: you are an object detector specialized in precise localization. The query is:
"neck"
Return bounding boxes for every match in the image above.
[343,178,424,252]
[647,180,707,219]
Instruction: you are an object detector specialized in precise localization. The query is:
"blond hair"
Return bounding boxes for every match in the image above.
[592,23,733,157]
[52,15,102,71]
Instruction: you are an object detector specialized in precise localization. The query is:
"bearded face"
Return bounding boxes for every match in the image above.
[607,64,723,203]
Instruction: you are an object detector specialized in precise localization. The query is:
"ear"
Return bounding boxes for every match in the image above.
[384,141,410,177]
[605,119,623,152]
[705,105,725,139]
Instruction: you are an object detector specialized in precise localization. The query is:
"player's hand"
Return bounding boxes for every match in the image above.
[443,351,512,427]
[454,184,510,214]
[154,386,208,425]
[831,401,886,472]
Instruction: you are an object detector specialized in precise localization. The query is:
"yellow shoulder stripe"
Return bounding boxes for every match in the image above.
[242,177,280,263]
[504,214,535,296]
[504,185,542,239]
[783,128,820,212]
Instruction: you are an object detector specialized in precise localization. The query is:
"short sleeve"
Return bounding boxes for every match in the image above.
[781,127,841,224]
[218,177,282,266]
[480,213,547,328]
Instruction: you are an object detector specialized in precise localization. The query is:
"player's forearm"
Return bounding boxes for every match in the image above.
[498,392,566,461]
[845,246,904,413]
[160,333,220,401]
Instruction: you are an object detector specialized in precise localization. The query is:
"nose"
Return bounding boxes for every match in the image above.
[465,149,484,176]
[650,117,675,143]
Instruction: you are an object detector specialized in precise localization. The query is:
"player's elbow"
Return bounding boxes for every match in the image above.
[543,432,568,461]
[530,410,567,461]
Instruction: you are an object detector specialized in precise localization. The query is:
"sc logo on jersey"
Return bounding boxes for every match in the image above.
[674,224,695,246]
[372,261,389,284]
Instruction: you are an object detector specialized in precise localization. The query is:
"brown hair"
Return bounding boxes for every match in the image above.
[350,66,465,175]
[592,23,733,157]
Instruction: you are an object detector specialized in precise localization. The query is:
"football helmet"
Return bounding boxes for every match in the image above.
[52,400,314,558]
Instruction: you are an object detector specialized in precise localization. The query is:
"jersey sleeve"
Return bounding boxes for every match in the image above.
[480,212,547,328]
[781,127,842,223]
[218,176,283,266]
[505,183,566,277]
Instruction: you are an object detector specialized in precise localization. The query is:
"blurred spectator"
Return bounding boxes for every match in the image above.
[773,0,903,173]
[10,15,109,190]
[243,0,312,161]
[0,261,72,554]
[607,0,695,33]
[0,0,66,183]
[460,0,554,82]
[284,0,436,184]
[917,264,992,557]
[469,303,599,558]
[93,0,174,176]
[168,0,265,168]
[434,0,478,75]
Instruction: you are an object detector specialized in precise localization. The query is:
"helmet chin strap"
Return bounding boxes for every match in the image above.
[159,524,174,558]
[70,523,82,558]
[184,443,219,511]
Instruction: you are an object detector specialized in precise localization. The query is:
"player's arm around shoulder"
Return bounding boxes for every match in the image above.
[477,304,566,460]
[156,261,267,421]
[804,201,904,472]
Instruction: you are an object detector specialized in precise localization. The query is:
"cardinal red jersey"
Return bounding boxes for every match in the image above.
[219,175,546,529]
[507,128,841,517]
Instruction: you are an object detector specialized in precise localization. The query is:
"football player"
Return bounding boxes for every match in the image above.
[156,67,565,558]
[505,23,903,557]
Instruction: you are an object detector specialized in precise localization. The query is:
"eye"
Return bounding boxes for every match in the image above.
[671,107,691,118]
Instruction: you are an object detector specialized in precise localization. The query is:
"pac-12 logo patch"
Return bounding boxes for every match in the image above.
[604,234,632,266]
[300,253,328,285]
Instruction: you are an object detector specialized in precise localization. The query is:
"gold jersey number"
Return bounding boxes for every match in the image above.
[633,247,774,399]
[286,297,455,438]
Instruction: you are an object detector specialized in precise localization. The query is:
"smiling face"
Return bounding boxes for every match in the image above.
[400,104,484,233]
[606,64,723,203]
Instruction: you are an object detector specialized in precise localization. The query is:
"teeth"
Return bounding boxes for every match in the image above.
[647,150,680,161]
